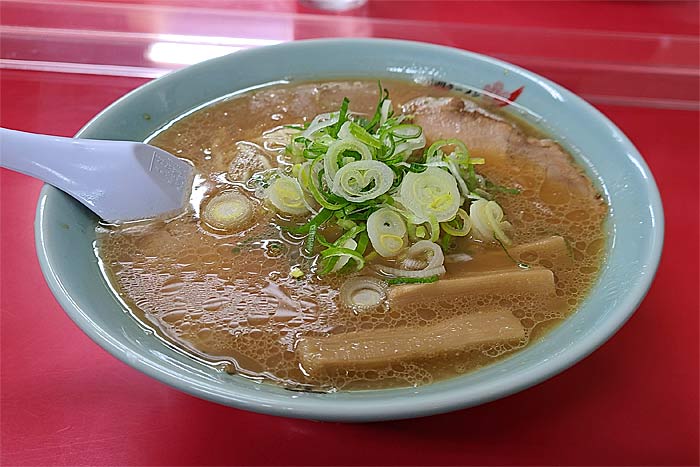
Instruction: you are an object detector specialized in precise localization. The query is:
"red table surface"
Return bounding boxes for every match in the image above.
[1,3,699,466]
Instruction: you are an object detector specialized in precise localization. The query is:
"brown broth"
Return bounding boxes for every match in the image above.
[95,80,607,391]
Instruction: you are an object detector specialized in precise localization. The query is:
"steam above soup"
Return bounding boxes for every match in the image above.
[96,80,607,391]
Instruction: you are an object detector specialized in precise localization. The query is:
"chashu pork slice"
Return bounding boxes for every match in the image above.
[403,96,600,203]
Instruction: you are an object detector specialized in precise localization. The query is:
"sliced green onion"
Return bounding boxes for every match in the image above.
[316,232,333,248]
[376,240,445,278]
[379,99,392,126]
[335,224,366,246]
[445,158,470,198]
[355,231,370,255]
[392,133,426,160]
[495,237,529,268]
[363,81,388,131]
[318,225,367,274]
[426,139,469,162]
[387,275,439,285]
[399,167,461,222]
[408,240,445,270]
[296,161,313,196]
[427,215,440,242]
[339,276,387,312]
[284,207,333,235]
[337,217,357,231]
[342,204,360,215]
[469,199,511,245]
[377,132,396,160]
[331,238,358,272]
[304,224,318,254]
[302,146,326,160]
[202,191,254,232]
[397,162,429,173]
[320,247,365,271]
[300,111,339,139]
[466,164,478,192]
[376,203,424,226]
[364,251,379,263]
[367,207,407,257]
[330,97,350,138]
[317,256,340,275]
[346,210,373,222]
[474,188,493,200]
[323,138,373,187]
[267,173,311,215]
[339,121,383,149]
[309,158,346,210]
[390,124,422,140]
[484,178,521,195]
[440,233,453,251]
[441,208,472,237]
[331,160,394,203]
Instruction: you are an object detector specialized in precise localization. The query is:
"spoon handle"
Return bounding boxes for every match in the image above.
[0,128,194,222]
[1,128,119,189]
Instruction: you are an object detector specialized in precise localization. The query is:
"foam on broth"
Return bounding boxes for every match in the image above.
[95,80,607,391]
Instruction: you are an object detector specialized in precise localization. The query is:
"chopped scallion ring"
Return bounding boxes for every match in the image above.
[441,208,472,237]
[268,174,311,215]
[320,247,365,272]
[469,199,512,245]
[323,138,373,187]
[399,167,461,223]
[331,160,395,203]
[367,207,407,257]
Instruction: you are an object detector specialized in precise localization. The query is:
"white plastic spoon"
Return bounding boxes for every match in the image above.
[0,128,195,222]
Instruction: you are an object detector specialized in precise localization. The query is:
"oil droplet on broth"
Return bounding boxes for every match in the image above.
[202,296,229,312]
[160,277,184,295]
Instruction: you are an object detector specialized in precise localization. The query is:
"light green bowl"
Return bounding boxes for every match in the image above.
[35,39,663,421]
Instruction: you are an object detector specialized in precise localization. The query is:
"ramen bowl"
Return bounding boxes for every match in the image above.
[35,38,663,421]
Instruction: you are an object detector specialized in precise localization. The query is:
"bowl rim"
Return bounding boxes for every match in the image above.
[34,38,664,421]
